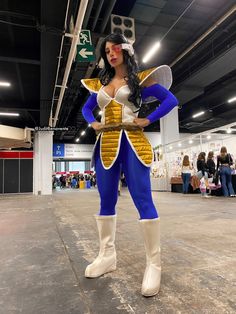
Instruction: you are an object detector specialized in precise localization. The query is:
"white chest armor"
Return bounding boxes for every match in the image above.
[97,85,138,124]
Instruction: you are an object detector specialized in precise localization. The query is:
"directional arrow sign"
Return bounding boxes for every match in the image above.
[79,48,93,58]
[76,30,95,62]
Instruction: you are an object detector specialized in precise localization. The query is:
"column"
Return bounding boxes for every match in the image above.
[160,106,179,145]
[55,161,61,172]
[33,131,53,195]
[85,161,90,171]
[160,107,179,191]
[65,161,69,171]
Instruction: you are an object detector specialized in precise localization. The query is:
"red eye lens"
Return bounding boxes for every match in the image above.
[112,44,122,52]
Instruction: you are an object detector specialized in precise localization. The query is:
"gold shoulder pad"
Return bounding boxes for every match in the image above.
[138,65,173,90]
[81,78,103,93]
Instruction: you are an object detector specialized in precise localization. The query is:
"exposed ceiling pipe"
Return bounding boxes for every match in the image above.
[100,0,117,33]
[170,4,236,67]
[49,0,71,127]
[91,0,104,31]
[52,0,89,127]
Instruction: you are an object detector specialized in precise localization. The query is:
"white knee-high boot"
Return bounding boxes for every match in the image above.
[85,215,117,278]
[139,218,161,297]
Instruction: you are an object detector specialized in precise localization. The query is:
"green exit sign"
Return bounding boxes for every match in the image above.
[76,30,95,62]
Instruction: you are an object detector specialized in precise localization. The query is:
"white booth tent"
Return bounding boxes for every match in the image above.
[151,122,236,191]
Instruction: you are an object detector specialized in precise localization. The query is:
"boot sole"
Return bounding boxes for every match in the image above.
[85,264,116,278]
[142,289,160,297]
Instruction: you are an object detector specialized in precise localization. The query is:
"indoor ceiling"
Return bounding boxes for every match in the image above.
[0,0,236,145]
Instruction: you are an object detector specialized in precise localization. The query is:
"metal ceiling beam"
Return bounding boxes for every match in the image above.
[100,0,117,33]
[0,106,39,112]
[49,0,71,127]
[41,0,71,126]
[0,56,40,65]
[174,44,236,104]
[170,4,236,67]
[5,8,26,105]
[52,0,89,127]
[91,0,104,31]
[82,0,94,28]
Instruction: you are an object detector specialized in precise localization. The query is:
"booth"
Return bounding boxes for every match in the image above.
[151,122,236,194]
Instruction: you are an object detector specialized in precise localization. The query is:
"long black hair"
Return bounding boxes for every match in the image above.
[99,33,141,109]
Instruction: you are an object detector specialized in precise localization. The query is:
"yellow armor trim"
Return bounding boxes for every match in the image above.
[81,78,102,93]
[101,131,121,168]
[104,100,122,124]
[127,130,153,165]
[98,100,153,168]
[138,65,172,90]
[137,68,156,85]
[100,100,122,168]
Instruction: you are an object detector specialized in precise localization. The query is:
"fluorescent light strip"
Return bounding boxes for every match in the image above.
[192,111,205,118]
[228,96,236,103]
[142,42,161,63]
[0,112,19,116]
[0,81,11,87]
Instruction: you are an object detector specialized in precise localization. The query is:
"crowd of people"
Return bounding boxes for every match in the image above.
[181,146,236,197]
[52,173,97,189]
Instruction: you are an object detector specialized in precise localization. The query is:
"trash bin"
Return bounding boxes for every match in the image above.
[79,181,85,189]
[86,180,91,189]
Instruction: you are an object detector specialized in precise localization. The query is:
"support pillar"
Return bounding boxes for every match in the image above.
[65,161,69,171]
[160,107,179,145]
[33,131,53,195]
[160,107,179,191]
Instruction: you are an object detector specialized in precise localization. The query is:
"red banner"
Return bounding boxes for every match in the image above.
[0,151,33,159]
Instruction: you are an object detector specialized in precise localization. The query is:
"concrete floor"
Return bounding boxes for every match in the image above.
[0,188,235,314]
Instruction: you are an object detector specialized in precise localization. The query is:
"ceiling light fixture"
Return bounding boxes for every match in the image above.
[228,96,236,103]
[178,143,182,147]
[0,112,19,116]
[207,135,211,139]
[142,41,161,63]
[189,140,193,144]
[99,111,102,115]
[192,111,205,118]
[81,130,85,136]
[75,138,80,142]
[0,81,11,87]
[226,128,232,134]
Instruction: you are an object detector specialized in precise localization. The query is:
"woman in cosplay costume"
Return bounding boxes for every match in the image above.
[81,33,178,297]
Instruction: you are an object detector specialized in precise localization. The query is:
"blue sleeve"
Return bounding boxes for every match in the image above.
[82,93,98,123]
[141,84,179,124]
